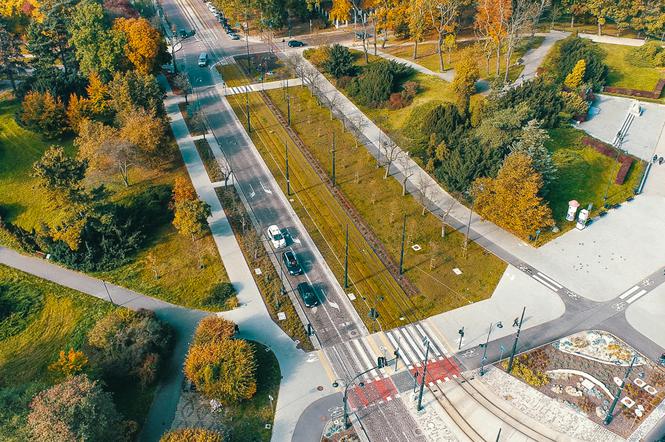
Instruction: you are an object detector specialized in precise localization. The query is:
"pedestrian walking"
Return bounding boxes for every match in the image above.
[496,321,503,328]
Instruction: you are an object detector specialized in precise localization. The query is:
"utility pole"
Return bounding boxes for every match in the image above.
[507,307,526,373]
[604,356,637,425]
[344,224,349,288]
[479,322,493,376]
[399,215,406,274]
[245,89,251,133]
[463,198,475,259]
[287,95,291,126]
[285,138,290,195]
[417,338,430,411]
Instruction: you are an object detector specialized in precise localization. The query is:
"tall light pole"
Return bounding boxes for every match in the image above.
[507,307,526,373]
[417,337,430,411]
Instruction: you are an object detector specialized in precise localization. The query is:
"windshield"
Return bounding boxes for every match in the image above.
[272,233,283,241]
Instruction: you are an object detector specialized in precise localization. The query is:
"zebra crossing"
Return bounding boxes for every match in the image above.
[386,322,450,370]
[324,320,453,383]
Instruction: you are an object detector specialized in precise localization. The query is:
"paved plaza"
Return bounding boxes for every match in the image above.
[428,265,565,351]
[579,94,665,161]
[626,283,665,349]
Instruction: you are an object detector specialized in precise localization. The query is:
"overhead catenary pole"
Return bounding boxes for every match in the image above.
[479,322,493,376]
[344,224,349,288]
[245,88,251,132]
[399,215,407,274]
[417,338,430,411]
[285,138,290,195]
[507,307,526,373]
[331,132,336,187]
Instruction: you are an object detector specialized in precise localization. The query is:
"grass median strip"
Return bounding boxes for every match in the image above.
[264,86,506,315]
[225,90,415,331]
[194,138,225,182]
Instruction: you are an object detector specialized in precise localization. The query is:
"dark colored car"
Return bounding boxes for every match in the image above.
[287,40,305,47]
[282,250,302,276]
[297,282,319,308]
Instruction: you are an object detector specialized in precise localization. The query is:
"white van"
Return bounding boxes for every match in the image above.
[198,52,208,67]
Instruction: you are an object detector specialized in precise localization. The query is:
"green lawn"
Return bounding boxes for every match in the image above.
[220,341,280,442]
[599,43,665,92]
[545,127,644,231]
[0,265,116,440]
[0,95,232,311]
[266,86,506,321]
[217,63,249,87]
[383,36,545,81]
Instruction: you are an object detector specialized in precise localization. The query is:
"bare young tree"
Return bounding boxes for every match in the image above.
[218,156,233,187]
[321,91,341,120]
[380,139,403,179]
[302,64,322,97]
[351,114,368,150]
[428,240,439,270]
[503,0,542,83]
[441,199,456,238]
[416,173,432,216]
[398,152,414,196]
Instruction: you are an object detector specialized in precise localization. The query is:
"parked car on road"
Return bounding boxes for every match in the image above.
[282,250,303,275]
[229,33,240,40]
[287,40,305,47]
[267,225,286,248]
[198,52,208,67]
[297,282,319,307]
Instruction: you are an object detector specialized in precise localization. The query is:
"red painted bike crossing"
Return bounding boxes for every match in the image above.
[347,356,461,411]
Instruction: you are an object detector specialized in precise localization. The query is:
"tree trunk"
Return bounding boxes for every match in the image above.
[413,39,419,59]
[597,20,602,36]
[8,70,16,92]
[437,34,444,72]
[570,14,574,29]
[402,179,407,196]
[495,42,501,76]
[503,39,514,83]
[382,29,388,49]
[384,161,391,179]
[373,21,378,56]
[119,162,129,187]
[486,55,491,76]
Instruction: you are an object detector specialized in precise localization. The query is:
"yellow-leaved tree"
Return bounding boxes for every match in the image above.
[472,152,554,240]
[49,348,89,377]
[564,59,586,89]
[113,17,168,75]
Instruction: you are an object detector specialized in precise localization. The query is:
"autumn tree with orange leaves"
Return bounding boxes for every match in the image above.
[113,17,169,75]
[474,0,511,76]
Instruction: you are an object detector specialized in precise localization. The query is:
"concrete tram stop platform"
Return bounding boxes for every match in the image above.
[579,94,665,161]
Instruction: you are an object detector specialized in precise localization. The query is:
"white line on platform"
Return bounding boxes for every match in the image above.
[532,274,560,292]
[536,272,563,289]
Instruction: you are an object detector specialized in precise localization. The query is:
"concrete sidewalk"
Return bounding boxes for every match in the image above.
[162,81,334,442]
[513,31,569,87]
[579,33,646,47]
[221,78,303,96]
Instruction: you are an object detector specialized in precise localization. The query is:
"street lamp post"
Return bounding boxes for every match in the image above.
[604,355,637,425]
[507,307,526,373]
[479,322,493,376]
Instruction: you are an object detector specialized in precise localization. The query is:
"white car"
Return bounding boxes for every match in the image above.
[267,225,286,249]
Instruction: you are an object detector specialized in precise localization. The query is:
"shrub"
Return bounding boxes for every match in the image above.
[303,47,329,68]
[323,44,356,78]
[202,282,237,308]
[193,316,237,346]
[494,78,564,128]
[48,348,89,377]
[184,339,257,404]
[27,375,124,442]
[419,102,467,147]
[347,60,413,108]
[20,90,69,139]
[388,92,408,109]
[435,135,501,192]
[87,309,172,384]
[560,91,589,118]
[625,41,665,68]
[161,428,226,442]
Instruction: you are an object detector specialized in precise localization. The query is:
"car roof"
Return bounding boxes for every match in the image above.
[284,250,295,258]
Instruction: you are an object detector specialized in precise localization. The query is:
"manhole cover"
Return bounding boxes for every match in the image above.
[317,386,324,391]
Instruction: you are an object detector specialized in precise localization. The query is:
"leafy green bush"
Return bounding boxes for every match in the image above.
[323,44,356,79]
[493,78,564,128]
[545,36,607,90]
[203,282,237,309]
[625,41,665,68]
[347,60,414,108]
[435,135,502,192]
